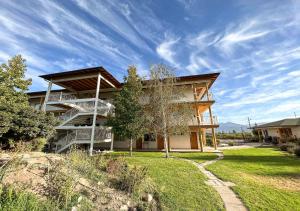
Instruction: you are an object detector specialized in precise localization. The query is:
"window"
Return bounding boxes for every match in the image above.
[113,135,124,142]
[144,133,156,142]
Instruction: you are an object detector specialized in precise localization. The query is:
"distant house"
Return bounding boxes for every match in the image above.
[254,118,300,142]
[27,67,220,153]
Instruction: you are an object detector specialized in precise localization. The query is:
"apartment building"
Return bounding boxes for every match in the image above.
[28,67,219,153]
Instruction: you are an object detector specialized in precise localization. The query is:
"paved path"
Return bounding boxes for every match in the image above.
[179,153,247,211]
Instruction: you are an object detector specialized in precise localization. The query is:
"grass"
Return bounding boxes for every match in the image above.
[205,147,300,211]
[109,152,224,211]
[0,185,59,211]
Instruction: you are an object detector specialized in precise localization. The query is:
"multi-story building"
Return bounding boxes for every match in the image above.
[28,67,219,153]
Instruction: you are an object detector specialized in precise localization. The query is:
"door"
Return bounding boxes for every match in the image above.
[190,132,198,149]
[157,135,164,150]
[136,138,143,149]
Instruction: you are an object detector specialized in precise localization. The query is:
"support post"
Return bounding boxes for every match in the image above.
[41,80,52,112]
[192,84,204,152]
[110,132,114,151]
[89,74,101,156]
[206,82,217,150]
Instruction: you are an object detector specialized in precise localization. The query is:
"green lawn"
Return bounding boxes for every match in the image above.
[110,152,224,211]
[205,147,300,211]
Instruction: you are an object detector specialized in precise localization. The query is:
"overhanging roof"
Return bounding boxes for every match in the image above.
[40,67,121,91]
[28,68,220,95]
[141,72,220,88]
[255,118,300,128]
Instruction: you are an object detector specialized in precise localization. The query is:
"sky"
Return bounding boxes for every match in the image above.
[0,0,300,125]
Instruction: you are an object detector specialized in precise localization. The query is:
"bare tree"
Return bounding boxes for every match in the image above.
[144,64,192,158]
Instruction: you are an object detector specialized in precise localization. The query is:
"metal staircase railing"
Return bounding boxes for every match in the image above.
[55,127,112,153]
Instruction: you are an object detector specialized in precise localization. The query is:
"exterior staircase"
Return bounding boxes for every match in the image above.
[47,94,114,153]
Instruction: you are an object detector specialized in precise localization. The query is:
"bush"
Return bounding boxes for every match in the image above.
[279,144,289,151]
[12,141,32,152]
[45,160,78,209]
[106,158,127,176]
[294,147,300,157]
[206,138,212,146]
[228,141,234,146]
[106,158,156,200]
[31,138,47,151]
[66,150,106,182]
[287,143,297,154]
[117,165,148,194]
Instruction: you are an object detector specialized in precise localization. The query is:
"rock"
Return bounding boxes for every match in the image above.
[142,193,153,203]
[147,194,153,202]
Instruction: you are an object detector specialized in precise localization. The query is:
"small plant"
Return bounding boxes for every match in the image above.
[0,185,58,211]
[294,147,300,157]
[228,141,235,146]
[279,144,289,151]
[287,143,297,154]
[31,138,47,151]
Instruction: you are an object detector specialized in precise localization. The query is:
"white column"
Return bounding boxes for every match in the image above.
[110,132,114,151]
[41,80,52,112]
[89,74,101,156]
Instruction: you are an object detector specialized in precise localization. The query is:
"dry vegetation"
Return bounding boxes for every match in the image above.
[0,151,160,211]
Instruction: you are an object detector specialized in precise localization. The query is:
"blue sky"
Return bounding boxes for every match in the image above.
[0,0,300,125]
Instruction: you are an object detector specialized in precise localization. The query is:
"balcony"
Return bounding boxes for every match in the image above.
[201,92,214,101]
[189,115,219,126]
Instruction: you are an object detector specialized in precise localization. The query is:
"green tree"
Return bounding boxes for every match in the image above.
[0,55,59,150]
[0,55,31,136]
[6,107,59,141]
[106,66,145,156]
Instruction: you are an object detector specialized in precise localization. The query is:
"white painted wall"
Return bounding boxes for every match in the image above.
[169,135,190,149]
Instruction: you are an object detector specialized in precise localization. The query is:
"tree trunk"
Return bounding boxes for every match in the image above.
[163,133,169,158]
[129,137,133,157]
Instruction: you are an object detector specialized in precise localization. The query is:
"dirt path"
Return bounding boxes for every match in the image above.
[179,153,247,211]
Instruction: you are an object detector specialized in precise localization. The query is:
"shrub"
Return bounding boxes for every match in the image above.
[106,158,156,199]
[31,138,47,151]
[66,150,105,182]
[294,147,300,157]
[279,144,288,151]
[106,158,127,176]
[45,160,78,209]
[117,165,148,194]
[206,138,212,146]
[287,143,297,154]
[228,142,234,146]
[12,141,32,152]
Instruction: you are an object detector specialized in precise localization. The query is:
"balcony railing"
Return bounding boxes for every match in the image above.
[48,92,77,102]
[189,115,218,126]
[201,92,214,101]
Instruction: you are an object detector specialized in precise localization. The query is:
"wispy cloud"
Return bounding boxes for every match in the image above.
[156,36,180,67]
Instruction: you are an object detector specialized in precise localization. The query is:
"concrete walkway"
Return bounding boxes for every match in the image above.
[180,153,247,211]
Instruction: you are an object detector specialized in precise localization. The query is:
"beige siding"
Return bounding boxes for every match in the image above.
[267,128,279,137]
[292,126,300,138]
[113,138,136,149]
[169,135,190,149]
[142,141,157,149]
